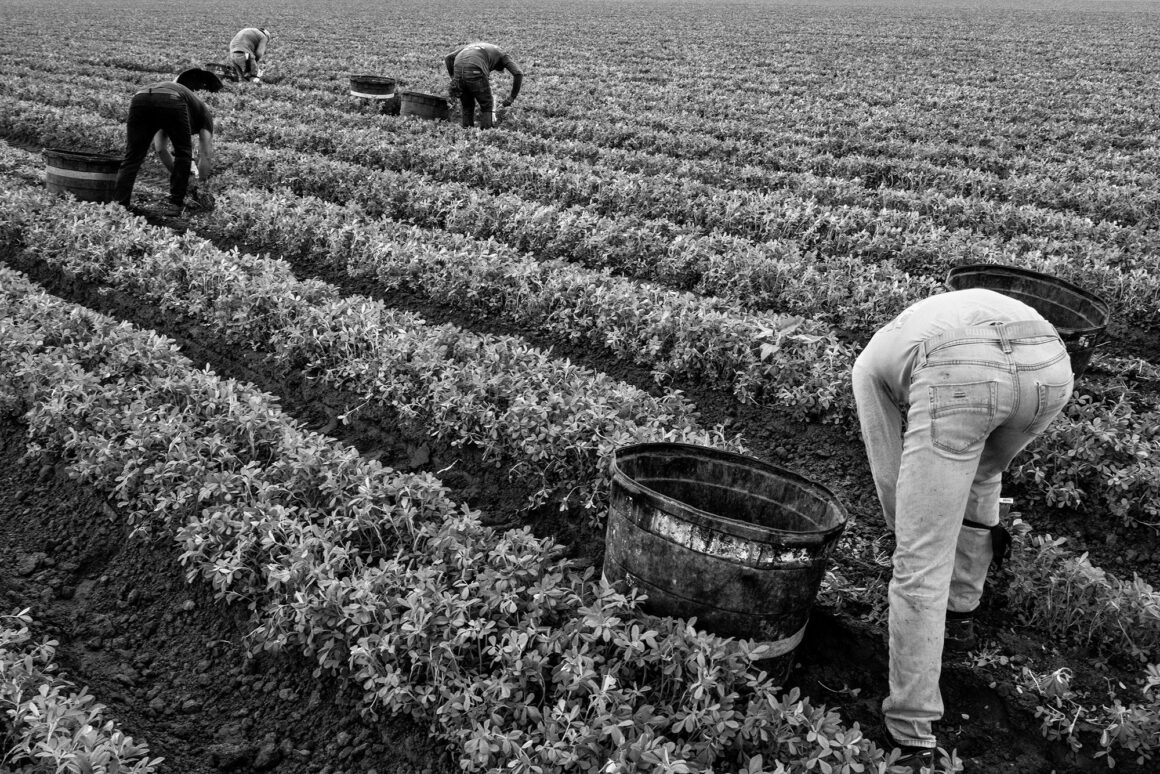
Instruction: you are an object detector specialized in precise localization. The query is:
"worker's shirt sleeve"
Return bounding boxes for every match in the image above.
[255,33,267,60]
[501,55,523,100]
[445,48,462,76]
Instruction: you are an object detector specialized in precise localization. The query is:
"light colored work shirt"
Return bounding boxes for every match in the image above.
[230,28,269,60]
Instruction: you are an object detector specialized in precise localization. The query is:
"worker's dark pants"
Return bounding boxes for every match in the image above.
[113,91,193,207]
[229,50,258,80]
[454,66,494,129]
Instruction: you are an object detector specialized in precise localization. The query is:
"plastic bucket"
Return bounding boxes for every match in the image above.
[945,264,1110,379]
[399,90,449,121]
[350,74,397,99]
[43,149,121,203]
[603,442,847,680]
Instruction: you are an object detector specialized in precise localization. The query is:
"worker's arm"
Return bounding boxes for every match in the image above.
[255,33,267,61]
[196,130,214,182]
[444,49,459,77]
[504,60,523,104]
[152,131,174,171]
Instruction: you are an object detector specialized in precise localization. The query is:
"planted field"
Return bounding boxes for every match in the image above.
[1,0,1159,772]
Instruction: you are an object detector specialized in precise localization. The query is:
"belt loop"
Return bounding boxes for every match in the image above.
[997,323,1013,354]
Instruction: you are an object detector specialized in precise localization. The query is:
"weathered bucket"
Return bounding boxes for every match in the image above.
[399,90,449,121]
[945,264,1110,379]
[350,74,397,100]
[603,442,847,681]
[43,149,121,203]
[202,61,239,83]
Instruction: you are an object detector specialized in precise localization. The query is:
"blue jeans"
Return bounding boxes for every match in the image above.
[452,65,494,128]
[852,320,1072,747]
[230,50,258,79]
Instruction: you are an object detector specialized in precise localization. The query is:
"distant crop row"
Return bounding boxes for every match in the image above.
[2,75,1158,334]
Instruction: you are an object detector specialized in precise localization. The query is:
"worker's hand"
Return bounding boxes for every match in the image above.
[502,98,513,108]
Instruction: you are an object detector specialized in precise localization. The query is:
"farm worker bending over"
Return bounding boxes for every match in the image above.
[445,41,523,128]
[851,288,1073,771]
[229,27,270,83]
[113,80,215,217]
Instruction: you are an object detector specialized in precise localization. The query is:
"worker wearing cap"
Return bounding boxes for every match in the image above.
[444,41,522,129]
[851,288,1073,770]
[113,80,214,217]
[229,27,270,83]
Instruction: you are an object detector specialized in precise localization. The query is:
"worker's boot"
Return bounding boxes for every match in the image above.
[944,609,977,652]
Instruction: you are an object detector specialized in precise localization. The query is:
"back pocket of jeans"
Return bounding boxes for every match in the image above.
[929,381,996,454]
[1023,379,1073,435]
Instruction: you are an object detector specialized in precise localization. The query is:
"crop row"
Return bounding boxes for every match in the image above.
[0,266,910,774]
[1,608,163,773]
[0,173,737,513]
[6,45,1159,235]
[5,249,1158,771]
[5,66,1154,289]
[4,136,1157,525]
[203,181,856,418]
[3,88,1156,335]
[0,97,945,334]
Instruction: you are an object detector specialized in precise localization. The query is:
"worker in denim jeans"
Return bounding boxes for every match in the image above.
[852,288,1073,770]
[445,42,523,128]
[229,27,270,83]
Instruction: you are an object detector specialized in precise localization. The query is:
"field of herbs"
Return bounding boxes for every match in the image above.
[1,0,1159,772]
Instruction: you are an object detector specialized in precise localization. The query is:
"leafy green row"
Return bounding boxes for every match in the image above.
[203,179,857,420]
[1009,382,1160,529]
[4,137,1154,526]
[0,266,918,774]
[0,177,735,512]
[0,69,1147,309]
[1008,533,1160,663]
[4,91,1158,333]
[0,608,163,773]
[8,49,1156,239]
[0,100,945,334]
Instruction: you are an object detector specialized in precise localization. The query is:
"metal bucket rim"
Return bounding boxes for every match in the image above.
[610,441,848,543]
[945,263,1111,324]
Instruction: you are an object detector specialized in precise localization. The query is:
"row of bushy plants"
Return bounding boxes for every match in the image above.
[1,608,163,773]
[0,178,737,512]
[0,267,934,773]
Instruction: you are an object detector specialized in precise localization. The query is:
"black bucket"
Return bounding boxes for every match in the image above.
[202,62,239,83]
[945,264,1110,379]
[349,74,397,99]
[176,67,224,93]
[399,90,449,121]
[43,149,121,203]
[603,442,847,681]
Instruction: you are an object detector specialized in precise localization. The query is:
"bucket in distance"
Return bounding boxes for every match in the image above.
[399,90,449,121]
[945,263,1111,379]
[43,149,121,203]
[202,61,239,83]
[602,442,848,681]
[350,74,396,99]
